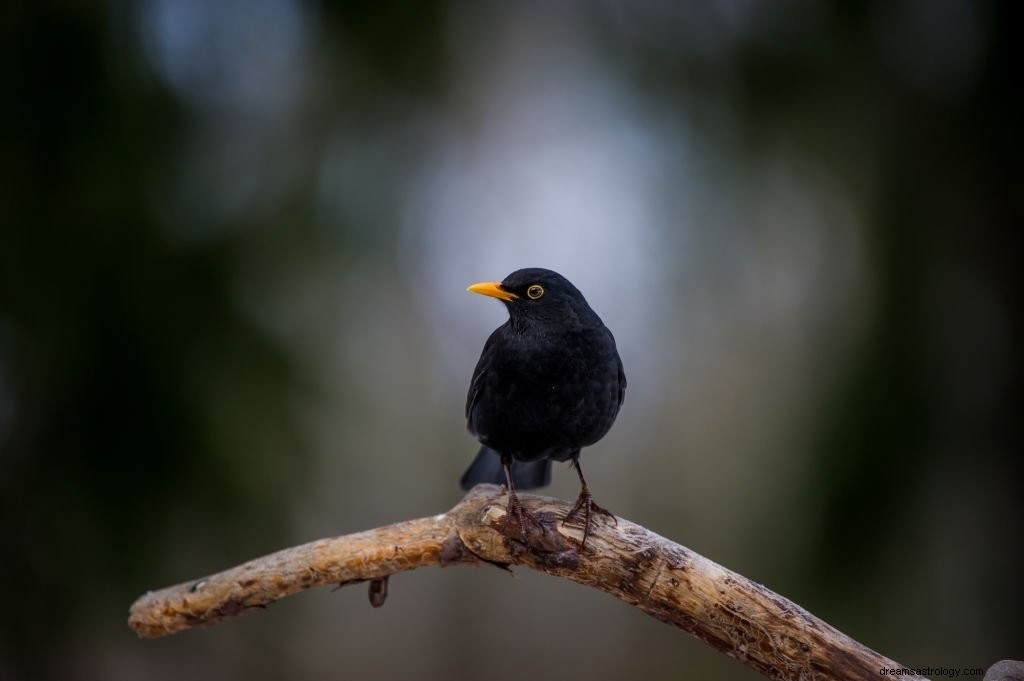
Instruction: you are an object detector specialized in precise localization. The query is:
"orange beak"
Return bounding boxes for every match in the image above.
[467,281,518,302]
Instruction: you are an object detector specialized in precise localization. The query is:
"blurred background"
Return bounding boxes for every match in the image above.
[1,1,1020,679]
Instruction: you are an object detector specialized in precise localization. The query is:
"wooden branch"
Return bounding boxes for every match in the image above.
[130,485,904,681]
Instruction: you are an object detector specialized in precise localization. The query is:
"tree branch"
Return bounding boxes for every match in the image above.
[129,484,904,680]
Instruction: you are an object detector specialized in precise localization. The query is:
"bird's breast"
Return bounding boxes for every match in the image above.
[470,328,622,457]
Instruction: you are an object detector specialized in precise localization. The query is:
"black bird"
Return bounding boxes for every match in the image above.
[460,268,626,543]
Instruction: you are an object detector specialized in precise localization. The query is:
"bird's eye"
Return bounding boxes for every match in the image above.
[527,284,545,300]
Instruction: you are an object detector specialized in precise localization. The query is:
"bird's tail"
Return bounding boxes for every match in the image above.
[459,447,551,491]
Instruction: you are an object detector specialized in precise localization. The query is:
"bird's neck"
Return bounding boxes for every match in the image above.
[508,312,600,337]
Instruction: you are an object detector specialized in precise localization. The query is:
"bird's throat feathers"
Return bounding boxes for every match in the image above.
[503,292,603,334]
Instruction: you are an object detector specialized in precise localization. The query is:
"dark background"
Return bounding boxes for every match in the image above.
[1,1,1020,679]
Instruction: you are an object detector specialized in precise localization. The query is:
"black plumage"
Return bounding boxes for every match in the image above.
[460,268,625,542]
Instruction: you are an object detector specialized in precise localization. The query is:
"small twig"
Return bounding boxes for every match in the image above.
[129,485,907,681]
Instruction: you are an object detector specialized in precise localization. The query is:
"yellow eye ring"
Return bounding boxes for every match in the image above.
[527,284,545,300]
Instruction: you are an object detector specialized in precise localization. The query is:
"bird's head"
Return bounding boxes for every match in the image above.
[467,268,601,331]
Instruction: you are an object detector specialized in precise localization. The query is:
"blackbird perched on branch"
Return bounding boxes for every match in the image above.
[460,268,626,544]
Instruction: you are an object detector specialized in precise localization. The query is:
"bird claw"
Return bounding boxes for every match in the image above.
[562,492,616,547]
[503,497,539,542]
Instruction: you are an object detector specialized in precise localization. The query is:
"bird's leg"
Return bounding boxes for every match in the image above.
[563,458,617,547]
[502,458,529,539]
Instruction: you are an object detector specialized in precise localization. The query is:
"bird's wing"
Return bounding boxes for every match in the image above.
[616,351,627,406]
[607,327,626,406]
[465,331,498,426]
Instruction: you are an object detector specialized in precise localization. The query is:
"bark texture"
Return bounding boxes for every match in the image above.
[129,485,906,681]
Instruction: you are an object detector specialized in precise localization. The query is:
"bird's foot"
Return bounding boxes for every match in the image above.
[503,495,541,543]
[494,496,579,565]
[562,492,616,548]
